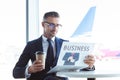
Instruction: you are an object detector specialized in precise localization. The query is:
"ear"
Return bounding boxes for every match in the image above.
[42,22,45,27]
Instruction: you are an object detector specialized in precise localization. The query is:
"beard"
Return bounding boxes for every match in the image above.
[44,30,57,38]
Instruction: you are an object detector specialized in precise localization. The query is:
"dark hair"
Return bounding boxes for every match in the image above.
[43,11,60,21]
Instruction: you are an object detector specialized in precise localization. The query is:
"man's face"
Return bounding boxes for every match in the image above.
[42,17,61,38]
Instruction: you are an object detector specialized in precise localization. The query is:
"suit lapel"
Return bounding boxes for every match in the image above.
[55,37,61,59]
[36,36,43,52]
[53,37,63,66]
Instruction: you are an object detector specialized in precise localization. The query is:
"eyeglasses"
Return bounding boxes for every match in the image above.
[44,22,62,28]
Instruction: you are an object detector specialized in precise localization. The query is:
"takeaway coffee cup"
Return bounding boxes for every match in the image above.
[35,51,46,69]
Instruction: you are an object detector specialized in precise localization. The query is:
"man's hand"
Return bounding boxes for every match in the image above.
[28,60,44,74]
[84,54,95,68]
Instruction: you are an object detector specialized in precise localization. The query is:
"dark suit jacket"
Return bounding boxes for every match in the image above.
[13,36,67,80]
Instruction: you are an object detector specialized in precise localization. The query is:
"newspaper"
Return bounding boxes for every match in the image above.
[48,42,95,73]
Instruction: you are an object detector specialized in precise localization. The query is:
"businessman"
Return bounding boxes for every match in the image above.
[13,11,95,80]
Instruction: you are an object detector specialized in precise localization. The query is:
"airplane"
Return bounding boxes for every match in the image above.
[71,6,96,37]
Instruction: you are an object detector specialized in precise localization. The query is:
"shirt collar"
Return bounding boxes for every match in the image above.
[42,35,55,42]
